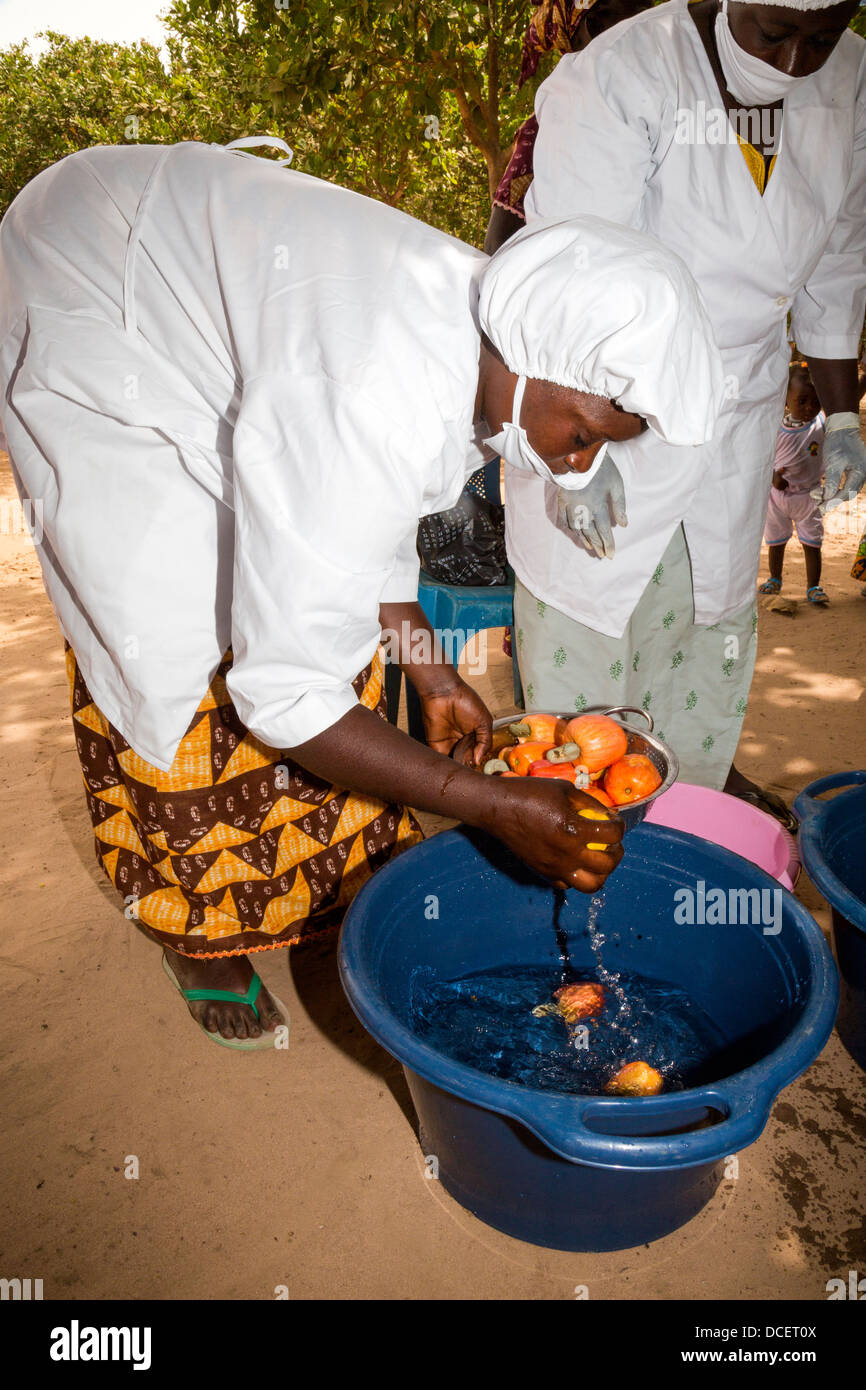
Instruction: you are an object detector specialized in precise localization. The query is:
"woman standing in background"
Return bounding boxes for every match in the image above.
[500,0,865,824]
[485,0,652,254]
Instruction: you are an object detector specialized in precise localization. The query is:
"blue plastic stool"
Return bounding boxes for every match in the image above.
[385,461,523,739]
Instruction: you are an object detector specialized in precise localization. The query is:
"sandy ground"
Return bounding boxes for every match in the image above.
[1,448,864,1302]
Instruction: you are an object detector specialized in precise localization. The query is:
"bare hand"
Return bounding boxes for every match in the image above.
[417,676,493,767]
[489,776,624,894]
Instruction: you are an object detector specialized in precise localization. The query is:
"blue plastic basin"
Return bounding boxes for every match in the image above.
[794,771,866,1071]
[339,823,837,1252]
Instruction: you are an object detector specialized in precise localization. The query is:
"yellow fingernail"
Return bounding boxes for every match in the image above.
[586,842,608,852]
[578,807,608,820]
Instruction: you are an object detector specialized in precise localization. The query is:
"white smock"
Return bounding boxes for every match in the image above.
[0,142,488,768]
[514,0,866,636]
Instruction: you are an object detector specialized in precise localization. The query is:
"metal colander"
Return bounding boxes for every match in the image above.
[492,705,678,829]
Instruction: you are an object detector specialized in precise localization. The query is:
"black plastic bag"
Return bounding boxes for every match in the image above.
[416,487,507,587]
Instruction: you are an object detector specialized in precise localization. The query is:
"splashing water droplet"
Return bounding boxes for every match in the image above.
[584,893,631,1025]
[553,887,572,986]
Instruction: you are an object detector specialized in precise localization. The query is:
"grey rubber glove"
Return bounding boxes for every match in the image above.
[556,455,628,559]
[810,413,866,513]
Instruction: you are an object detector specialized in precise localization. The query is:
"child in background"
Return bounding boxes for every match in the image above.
[759,363,829,606]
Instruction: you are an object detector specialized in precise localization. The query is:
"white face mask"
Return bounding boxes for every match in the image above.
[715,0,810,107]
[484,375,607,490]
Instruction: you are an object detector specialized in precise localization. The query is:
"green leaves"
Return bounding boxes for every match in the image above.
[428,17,449,52]
[0,0,537,242]
[0,35,175,214]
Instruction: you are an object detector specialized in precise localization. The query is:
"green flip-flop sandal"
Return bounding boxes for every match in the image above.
[162,954,290,1052]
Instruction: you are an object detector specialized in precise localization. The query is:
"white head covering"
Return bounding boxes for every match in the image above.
[479,215,727,448]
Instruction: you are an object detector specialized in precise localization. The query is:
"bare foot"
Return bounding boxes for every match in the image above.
[164,950,284,1041]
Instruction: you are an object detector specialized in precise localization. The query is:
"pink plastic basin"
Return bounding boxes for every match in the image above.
[645,782,799,890]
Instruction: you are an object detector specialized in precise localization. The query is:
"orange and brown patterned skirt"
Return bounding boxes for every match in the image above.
[67,648,422,958]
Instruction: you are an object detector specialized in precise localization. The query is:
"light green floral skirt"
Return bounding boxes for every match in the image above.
[513,526,758,789]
